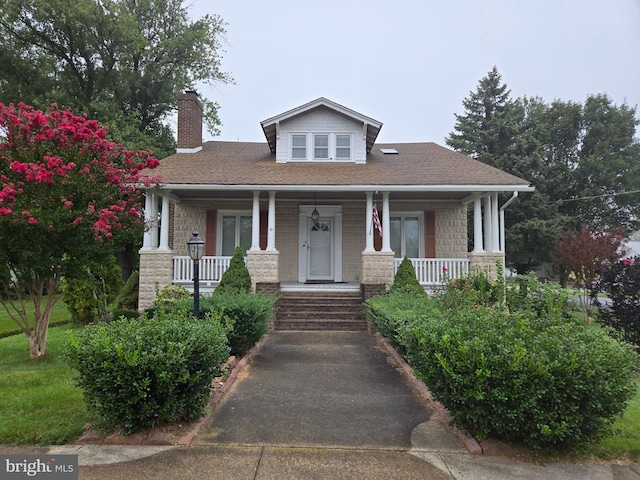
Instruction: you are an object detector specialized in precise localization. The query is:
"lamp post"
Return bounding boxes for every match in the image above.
[186,230,205,319]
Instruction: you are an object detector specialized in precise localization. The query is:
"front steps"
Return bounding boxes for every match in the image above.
[275,290,368,331]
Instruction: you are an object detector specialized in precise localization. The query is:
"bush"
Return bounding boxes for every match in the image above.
[110,308,140,321]
[594,257,640,347]
[216,246,251,295]
[389,256,426,296]
[65,311,230,435]
[365,291,440,354]
[117,271,139,311]
[401,303,638,450]
[144,284,191,318]
[200,292,274,356]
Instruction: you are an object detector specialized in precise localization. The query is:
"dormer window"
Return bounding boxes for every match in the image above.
[290,133,352,161]
[292,134,307,159]
[314,134,329,159]
[336,135,351,159]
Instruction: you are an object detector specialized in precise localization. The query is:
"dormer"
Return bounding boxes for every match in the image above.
[260,98,383,164]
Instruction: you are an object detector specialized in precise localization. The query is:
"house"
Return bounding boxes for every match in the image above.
[138,92,533,313]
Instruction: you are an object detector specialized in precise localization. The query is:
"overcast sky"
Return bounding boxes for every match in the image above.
[184,0,640,146]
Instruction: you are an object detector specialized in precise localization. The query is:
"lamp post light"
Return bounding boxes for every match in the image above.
[186,230,205,319]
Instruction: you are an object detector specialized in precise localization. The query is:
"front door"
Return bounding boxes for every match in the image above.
[298,205,343,283]
[307,218,333,280]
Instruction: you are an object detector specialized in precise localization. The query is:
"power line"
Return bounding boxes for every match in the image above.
[548,189,640,204]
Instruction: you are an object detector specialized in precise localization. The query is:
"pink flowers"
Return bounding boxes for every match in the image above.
[624,259,632,266]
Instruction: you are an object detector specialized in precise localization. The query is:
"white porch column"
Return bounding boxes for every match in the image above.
[473,196,484,252]
[491,193,500,252]
[251,191,261,251]
[381,191,391,252]
[483,195,492,253]
[158,191,171,250]
[364,192,374,252]
[267,191,277,251]
[142,191,154,250]
[150,192,159,248]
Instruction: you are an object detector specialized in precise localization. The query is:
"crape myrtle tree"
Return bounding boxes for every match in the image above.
[0,102,159,358]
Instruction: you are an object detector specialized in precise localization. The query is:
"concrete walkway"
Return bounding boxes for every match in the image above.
[3,331,640,479]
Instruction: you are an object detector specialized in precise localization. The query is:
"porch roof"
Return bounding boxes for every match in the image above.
[152,141,533,198]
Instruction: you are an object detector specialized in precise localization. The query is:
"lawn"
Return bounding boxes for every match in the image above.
[0,326,92,445]
[0,296,71,337]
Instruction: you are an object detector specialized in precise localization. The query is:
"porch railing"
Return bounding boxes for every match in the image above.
[394,258,470,286]
[173,256,233,284]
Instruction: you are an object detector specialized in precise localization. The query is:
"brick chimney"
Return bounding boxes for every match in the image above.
[177,91,203,152]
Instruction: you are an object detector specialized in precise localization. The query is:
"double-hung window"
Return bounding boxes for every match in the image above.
[314,134,329,159]
[292,134,307,159]
[390,214,421,259]
[220,213,252,256]
[335,134,351,159]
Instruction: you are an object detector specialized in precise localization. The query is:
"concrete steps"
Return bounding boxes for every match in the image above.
[275,291,368,331]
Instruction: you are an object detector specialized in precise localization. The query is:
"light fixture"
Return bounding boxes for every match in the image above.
[186,230,205,319]
[311,193,320,226]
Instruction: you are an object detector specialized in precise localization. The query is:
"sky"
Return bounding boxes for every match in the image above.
[183,0,640,146]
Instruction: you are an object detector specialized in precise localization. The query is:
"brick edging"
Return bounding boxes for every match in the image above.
[375,332,483,455]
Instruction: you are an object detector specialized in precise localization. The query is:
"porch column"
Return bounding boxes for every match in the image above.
[364,192,374,252]
[491,193,500,252]
[150,192,159,248]
[483,195,492,253]
[267,191,277,251]
[473,196,484,252]
[250,191,261,251]
[381,191,391,252]
[158,191,171,250]
[142,191,154,250]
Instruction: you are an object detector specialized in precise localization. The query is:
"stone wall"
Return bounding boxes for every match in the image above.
[246,250,280,290]
[468,252,505,279]
[138,250,174,311]
[361,251,395,285]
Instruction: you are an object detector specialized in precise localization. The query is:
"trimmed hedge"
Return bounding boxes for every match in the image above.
[65,312,229,435]
[389,256,426,296]
[196,292,274,356]
[367,273,639,450]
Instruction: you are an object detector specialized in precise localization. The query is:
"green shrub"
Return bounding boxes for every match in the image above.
[401,306,638,450]
[110,308,140,321]
[365,291,440,354]
[200,292,274,356]
[144,284,191,318]
[216,246,251,295]
[62,260,122,324]
[117,271,139,311]
[64,311,229,435]
[389,256,426,296]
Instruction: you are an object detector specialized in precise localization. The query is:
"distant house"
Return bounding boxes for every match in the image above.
[138,93,533,310]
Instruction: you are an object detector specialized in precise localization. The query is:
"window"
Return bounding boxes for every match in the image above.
[336,134,351,159]
[314,134,329,159]
[221,213,252,256]
[390,215,421,259]
[292,134,307,159]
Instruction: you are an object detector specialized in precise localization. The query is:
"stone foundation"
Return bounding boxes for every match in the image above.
[138,250,174,311]
[360,251,395,285]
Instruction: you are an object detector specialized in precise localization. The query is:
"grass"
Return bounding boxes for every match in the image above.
[0,296,71,337]
[0,326,92,445]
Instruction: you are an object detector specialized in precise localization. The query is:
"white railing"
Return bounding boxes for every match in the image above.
[394,258,470,286]
[172,256,233,284]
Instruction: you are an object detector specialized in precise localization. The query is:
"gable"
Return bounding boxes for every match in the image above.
[261,97,382,160]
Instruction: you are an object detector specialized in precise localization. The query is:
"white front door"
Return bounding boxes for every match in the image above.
[298,205,343,283]
[307,218,333,280]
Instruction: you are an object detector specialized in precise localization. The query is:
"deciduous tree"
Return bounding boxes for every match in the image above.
[0,102,159,358]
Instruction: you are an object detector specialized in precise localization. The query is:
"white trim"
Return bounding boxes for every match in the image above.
[217,209,252,256]
[389,212,425,258]
[176,146,202,154]
[159,183,534,193]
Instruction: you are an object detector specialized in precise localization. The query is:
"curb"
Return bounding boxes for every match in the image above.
[375,332,483,455]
